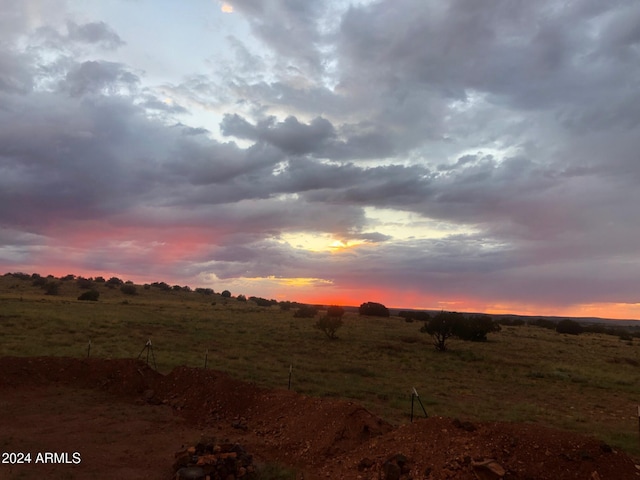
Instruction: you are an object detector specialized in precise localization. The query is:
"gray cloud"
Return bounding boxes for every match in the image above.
[66,21,125,49]
[2,0,640,316]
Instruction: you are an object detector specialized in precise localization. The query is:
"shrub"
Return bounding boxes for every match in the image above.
[556,319,583,335]
[456,315,500,342]
[399,310,431,322]
[250,296,276,307]
[221,290,231,298]
[32,276,47,287]
[359,302,390,317]
[315,315,344,340]
[293,305,318,318]
[44,281,60,296]
[195,287,214,295]
[78,290,100,301]
[120,284,137,295]
[326,305,345,318]
[106,276,124,287]
[151,281,172,291]
[279,301,293,311]
[237,294,247,302]
[76,277,94,289]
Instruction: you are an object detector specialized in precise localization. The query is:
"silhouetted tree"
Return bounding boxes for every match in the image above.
[221,290,231,298]
[421,311,465,351]
[359,302,390,317]
[315,315,343,340]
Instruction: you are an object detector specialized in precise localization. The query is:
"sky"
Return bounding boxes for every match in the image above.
[1,0,640,319]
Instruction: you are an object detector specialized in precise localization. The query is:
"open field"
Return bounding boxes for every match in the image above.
[2,274,640,458]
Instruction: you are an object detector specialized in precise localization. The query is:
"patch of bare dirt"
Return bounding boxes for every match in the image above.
[0,356,638,480]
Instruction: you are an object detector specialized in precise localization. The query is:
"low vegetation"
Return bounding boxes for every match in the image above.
[2,272,640,458]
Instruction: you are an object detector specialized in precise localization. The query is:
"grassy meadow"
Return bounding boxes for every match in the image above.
[1,274,640,457]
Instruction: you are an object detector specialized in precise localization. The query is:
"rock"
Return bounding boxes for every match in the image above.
[382,461,401,480]
[471,459,506,480]
[357,457,374,471]
[453,418,477,432]
[381,453,411,479]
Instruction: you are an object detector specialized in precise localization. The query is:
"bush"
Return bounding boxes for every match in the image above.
[421,311,464,351]
[326,305,345,318]
[44,281,60,296]
[315,315,344,340]
[237,294,247,302]
[78,290,100,301]
[250,296,276,307]
[293,305,318,318]
[399,310,431,322]
[556,319,583,335]
[221,290,231,298]
[456,315,500,342]
[106,276,124,287]
[32,276,47,287]
[120,284,137,295]
[76,277,94,289]
[359,302,390,317]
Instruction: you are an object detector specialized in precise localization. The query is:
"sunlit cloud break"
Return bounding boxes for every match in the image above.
[2,0,640,320]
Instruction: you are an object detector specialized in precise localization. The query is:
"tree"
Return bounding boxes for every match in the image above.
[120,284,137,295]
[359,302,390,317]
[236,294,247,302]
[221,290,231,298]
[78,290,100,301]
[421,311,464,352]
[315,315,343,340]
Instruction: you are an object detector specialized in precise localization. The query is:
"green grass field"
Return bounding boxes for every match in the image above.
[2,274,640,457]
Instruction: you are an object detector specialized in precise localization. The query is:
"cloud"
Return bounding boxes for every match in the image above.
[2,0,640,318]
[60,61,139,96]
[66,21,125,49]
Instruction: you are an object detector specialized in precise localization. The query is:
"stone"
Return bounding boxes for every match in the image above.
[357,457,374,471]
[471,459,506,480]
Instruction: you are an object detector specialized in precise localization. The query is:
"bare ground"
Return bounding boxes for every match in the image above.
[0,356,638,480]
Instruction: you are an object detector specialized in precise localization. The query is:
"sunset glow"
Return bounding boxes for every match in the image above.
[2,1,640,322]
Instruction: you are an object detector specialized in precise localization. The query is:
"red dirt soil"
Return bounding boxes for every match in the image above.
[0,356,638,479]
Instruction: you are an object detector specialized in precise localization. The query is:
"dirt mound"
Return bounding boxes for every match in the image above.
[1,356,638,480]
